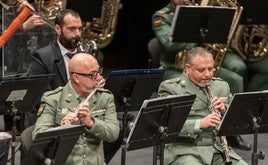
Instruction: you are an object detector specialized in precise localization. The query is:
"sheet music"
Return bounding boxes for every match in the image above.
[6,89,27,102]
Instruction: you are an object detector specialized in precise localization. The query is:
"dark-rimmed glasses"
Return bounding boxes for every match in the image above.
[71,67,103,80]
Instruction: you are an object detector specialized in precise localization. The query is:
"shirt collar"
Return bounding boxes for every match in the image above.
[66,81,81,102]
[57,40,77,57]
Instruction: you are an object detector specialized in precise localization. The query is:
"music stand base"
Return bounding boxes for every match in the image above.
[121,144,127,165]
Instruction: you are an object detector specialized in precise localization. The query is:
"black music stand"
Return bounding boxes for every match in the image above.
[124,94,196,165]
[105,69,165,112]
[170,6,236,45]
[104,68,165,164]
[22,125,84,165]
[217,91,268,165]
[0,75,53,165]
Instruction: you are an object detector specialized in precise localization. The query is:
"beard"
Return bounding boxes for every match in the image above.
[58,34,80,50]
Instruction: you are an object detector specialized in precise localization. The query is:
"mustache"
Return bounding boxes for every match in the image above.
[202,78,211,81]
[73,37,81,43]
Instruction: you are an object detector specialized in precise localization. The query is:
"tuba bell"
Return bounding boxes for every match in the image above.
[231,24,268,62]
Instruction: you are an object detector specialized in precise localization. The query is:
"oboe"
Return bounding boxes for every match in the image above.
[65,79,104,125]
[206,86,232,165]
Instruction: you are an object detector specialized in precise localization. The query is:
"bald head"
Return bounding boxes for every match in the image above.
[68,53,102,96]
[69,53,98,74]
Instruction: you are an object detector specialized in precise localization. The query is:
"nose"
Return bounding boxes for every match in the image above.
[204,69,210,76]
[74,28,82,36]
[76,30,81,36]
[96,73,103,80]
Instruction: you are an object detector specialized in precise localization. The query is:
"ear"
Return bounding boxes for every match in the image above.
[71,74,80,84]
[185,63,190,73]
[54,24,61,35]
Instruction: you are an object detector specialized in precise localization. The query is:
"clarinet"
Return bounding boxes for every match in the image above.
[206,86,232,165]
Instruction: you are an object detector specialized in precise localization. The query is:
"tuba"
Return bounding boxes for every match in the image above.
[175,0,243,74]
[81,0,122,49]
[231,24,268,62]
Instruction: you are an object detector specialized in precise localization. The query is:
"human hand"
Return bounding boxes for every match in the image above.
[211,96,226,114]
[77,102,95,128]
[200,111,221,129]
[60,112,78,125]
[22,14,45,31]
[16,0,37,13]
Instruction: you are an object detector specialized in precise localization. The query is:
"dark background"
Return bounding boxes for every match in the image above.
[238,0,268,24]
[67,0,168,71]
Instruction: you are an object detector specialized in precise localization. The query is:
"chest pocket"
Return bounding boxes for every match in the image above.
[189,100,209,118]
[94,114,105,120]
[55,107,73,125]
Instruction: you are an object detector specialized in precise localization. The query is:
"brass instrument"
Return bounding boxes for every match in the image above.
[211,0,243,74]
[77,39,98,57]
[16,0,66,29]
[231,24,268,62]
[206,85,232,165]
[38,0,66,19]
[36,0,66,28]
[81,0,122,49]
[175,0,243,74]
[19,0,120,50]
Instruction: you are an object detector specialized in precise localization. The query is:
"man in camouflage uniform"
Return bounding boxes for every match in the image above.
[158,47,248,165]
[32,53,120,165]
[152,0,251,150]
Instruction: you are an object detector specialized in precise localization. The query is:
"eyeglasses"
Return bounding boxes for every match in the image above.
[71,67,103,80]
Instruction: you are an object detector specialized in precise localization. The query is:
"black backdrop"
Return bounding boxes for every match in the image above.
[67,0,168,69]
[238,0,268,24]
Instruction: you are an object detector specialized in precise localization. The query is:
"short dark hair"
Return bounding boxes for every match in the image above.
[54,9,81,27]
[186,47,213,65]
